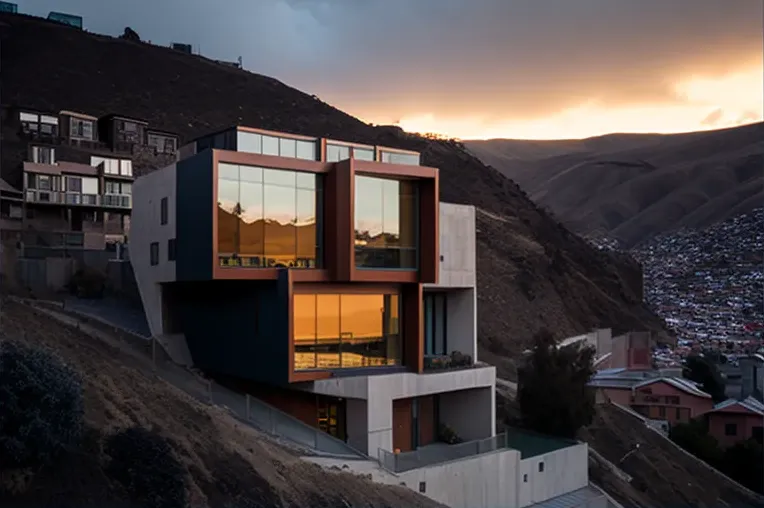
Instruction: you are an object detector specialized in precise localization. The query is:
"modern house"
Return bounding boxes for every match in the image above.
[47,11,83,29]
[130,126,598,508]
[705,396,764,448]
[131,125,496,456]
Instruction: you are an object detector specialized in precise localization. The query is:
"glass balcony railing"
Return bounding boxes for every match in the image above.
[24,190,131,209]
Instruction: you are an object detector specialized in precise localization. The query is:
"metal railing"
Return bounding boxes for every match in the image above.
[378,432,510,473]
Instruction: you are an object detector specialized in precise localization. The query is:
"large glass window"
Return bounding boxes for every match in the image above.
[217,163,321,268]
[237,131,318,161]
[381,150,420,166]
[325,144,350,162]
[293,292,402,371]
[354,175,418,270]
[424,293,447,356]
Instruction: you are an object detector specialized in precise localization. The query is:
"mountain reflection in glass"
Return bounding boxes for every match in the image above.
[354,175,417,269]
[293,292,402,370]
[217,163,320,268]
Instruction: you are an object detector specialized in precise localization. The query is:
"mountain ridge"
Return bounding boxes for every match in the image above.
[0,12,667,376]
[466,122,764,247]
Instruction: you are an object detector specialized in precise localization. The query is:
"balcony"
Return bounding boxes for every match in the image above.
[377,433,510,473]
[25,190,131,209]
[423,351,478,372]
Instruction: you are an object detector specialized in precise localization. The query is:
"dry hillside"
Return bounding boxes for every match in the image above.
[467,123,764,247]
[581,404,764,508]
[0,12,667,377]
[0,297,443,508]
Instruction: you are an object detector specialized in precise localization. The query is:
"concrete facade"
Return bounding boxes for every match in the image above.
[302,365,496,456]
[308,441,590,508]
[131,163,177,337]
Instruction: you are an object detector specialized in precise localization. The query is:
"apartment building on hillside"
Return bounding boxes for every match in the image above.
[0,106,179,252]
[131,125,497,458]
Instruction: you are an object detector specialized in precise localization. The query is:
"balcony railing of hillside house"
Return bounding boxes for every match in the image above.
[25,190,131,209]
[423,351,476,372]
[377,433,510,473]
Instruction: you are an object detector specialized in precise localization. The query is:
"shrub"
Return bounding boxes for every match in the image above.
[68,267,106,299]
[0,340,85,470]
[104,426,187,508]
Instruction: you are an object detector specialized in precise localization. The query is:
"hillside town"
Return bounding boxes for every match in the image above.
[589,208,764,366]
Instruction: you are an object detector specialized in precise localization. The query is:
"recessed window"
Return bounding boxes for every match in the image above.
[380,150,420,165]
[352,147,375,161]
[724,423,737,436]
[293,292,401,370]
[70,117,94,140]
[523,474,528,483]
[167,238,176,261]
[31,146,55,164]
[150,242,159,266]
[418,482,426,493]
[326,144,350,162]
[160,197,168,225]
[216,163,321,268]
[538,462,545,473]
[354,175,418,270]
[120,160,133,177]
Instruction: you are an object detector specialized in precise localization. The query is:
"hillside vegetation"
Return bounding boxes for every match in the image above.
[466,123,764,247]
[0,298,443,508]
[0,12,667,376]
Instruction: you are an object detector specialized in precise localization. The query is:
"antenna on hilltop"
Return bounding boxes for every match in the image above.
[238,56,243,69]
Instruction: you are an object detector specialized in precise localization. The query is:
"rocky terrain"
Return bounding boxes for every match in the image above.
[466,123,764,248]
[0,12,667,377]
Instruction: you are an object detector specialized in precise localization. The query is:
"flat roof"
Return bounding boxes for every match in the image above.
[59,110,97,121]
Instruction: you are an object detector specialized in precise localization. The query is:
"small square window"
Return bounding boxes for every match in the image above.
[150,242,159,266]
[168,238,176,261]
[724,423,737,436]
[538,462,544,473]
[160,197,168,225]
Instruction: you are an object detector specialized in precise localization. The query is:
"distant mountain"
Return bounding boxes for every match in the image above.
[466,123,764,247]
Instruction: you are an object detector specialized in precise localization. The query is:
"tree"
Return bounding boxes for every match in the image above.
[721,439,764,494]
[518,328,596,439]
[683,355,726,402]
[669,419,723,467]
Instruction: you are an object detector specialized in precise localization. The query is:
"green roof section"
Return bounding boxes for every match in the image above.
[504,427,580,459]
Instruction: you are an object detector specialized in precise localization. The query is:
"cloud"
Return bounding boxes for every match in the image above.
[20,0,764,136]
[701,109,724,126]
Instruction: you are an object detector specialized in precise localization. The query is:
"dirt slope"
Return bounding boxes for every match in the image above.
[579,404,764,508]
[0,297,443,507]
[0,13,667,375]
[466,123,764,247]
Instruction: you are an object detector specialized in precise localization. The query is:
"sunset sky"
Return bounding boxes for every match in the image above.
[23,0,764,140]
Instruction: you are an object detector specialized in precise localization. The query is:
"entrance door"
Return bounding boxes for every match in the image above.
[317,399,346,442]
[70,209,83,232]
[392,398,413,452]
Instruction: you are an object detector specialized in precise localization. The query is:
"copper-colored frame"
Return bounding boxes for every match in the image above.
[206,127,439,381]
